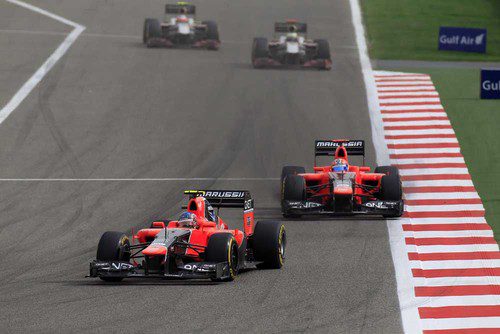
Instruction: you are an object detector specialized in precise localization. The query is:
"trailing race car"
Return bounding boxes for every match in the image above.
[89,190,285,282]
[252,20,331,70]
[143,2,220,50]
[281,140,404,218]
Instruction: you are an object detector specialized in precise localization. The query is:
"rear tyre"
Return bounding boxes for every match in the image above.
[202,20,220,50]
[143,18,161,46]
[375,166,403,217]
[96,231,130,282]
[252,37,269,68]
[205,233,238,282]
[281,166,305,184]
[253,221,286,269]
[282,174,306,218]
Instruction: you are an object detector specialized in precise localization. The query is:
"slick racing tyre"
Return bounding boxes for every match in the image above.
[96,231,131,282]
[143,18,161,46]
[281,166,305,184]
[282,174,306,218]
[251,37,269,68]
[202,20,220,44]
[253,221,286,269]
[314,39,331,60]
[206,233,238,282]
[375,166,403,218]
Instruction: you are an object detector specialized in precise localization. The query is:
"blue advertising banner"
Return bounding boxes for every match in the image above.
[481,69,500,99]
[438,27,487,53]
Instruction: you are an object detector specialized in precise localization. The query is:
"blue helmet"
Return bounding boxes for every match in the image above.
[178,211,197,227]
[332,158,348,172]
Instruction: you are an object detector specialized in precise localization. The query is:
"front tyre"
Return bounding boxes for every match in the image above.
[205,233,238,281]
[375,166,403,218]
[202,20,219,50]
[281,166,305,184]
[252,37,269,68]
[143,18,161,46]
[314,39,332,70]
[282,174,306,218]
[253,221,286,269]
[96,231,131,282]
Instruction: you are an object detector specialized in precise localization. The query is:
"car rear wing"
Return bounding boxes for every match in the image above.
[314,139,365,165]
[165,3,196,15]
[274,21,307,34]
[184,190,253,209]
[184,190,255,236]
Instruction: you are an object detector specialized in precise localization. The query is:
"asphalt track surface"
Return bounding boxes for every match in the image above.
[0,1,402,333]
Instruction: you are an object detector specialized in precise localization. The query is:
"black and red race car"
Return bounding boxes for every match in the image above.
[143,2,220,50]
[252,20,331,70]
[89,190,285,282]
[281,139,404,218]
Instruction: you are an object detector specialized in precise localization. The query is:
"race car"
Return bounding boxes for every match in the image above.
[251,20,331,70]
[281,139,404,218]
[89,190,285,282]
[142,2,220,50]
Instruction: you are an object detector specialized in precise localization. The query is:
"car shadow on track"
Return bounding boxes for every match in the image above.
[57,279,220,286]
[231,63,328,72]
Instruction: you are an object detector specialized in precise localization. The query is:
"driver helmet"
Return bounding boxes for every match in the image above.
[177,14,189,22]
[286,32,298,40]
[332,158,348,172]
[205,201,216,222]
[178,211,197,228]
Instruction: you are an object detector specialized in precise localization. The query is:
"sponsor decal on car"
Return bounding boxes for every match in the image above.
[204,191,246,198]
[316,140,363,148]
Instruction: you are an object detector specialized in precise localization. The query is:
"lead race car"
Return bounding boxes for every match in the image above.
[143,2,220,50]
[251,20,331,70]
[281,140,404,218]
[89,190,285,282]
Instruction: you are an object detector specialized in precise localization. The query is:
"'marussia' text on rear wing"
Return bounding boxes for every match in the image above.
[314,139,365,165]
[274,21,307,34]
[184,190,255,236]
[165,3,196,15]
[184,190,253,210]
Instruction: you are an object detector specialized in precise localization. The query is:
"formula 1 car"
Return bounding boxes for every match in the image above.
[143,2,220,50]
[252,20,331,70]
[281,140,404,218]
[89,190,285,282]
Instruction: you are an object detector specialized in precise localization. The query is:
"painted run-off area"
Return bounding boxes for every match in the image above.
[375,71,500,333]
[382,67,500,243]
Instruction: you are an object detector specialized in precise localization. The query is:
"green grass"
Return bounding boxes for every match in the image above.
[361,0,500,61]
[387,67,500,241]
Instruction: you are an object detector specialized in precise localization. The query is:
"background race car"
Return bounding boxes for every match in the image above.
[281,139,404,218]
[143,2,220,50]
[251,20,331,70]
[89,190,285,282]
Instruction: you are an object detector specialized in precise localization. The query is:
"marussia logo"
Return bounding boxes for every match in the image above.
[204,191,245,198]
[316,141,363,148]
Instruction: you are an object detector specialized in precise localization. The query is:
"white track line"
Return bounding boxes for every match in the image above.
[421,318,500,331]
[386,137,458,144]
[404,230,493,239]
[1,0,85,124]
[409,258,499,268]
[404,192,480,200]
[348,1,421,333]
[402,179,474,187]
[383,112,449,119]
[0,177,279,182]
[405,205,485,212]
